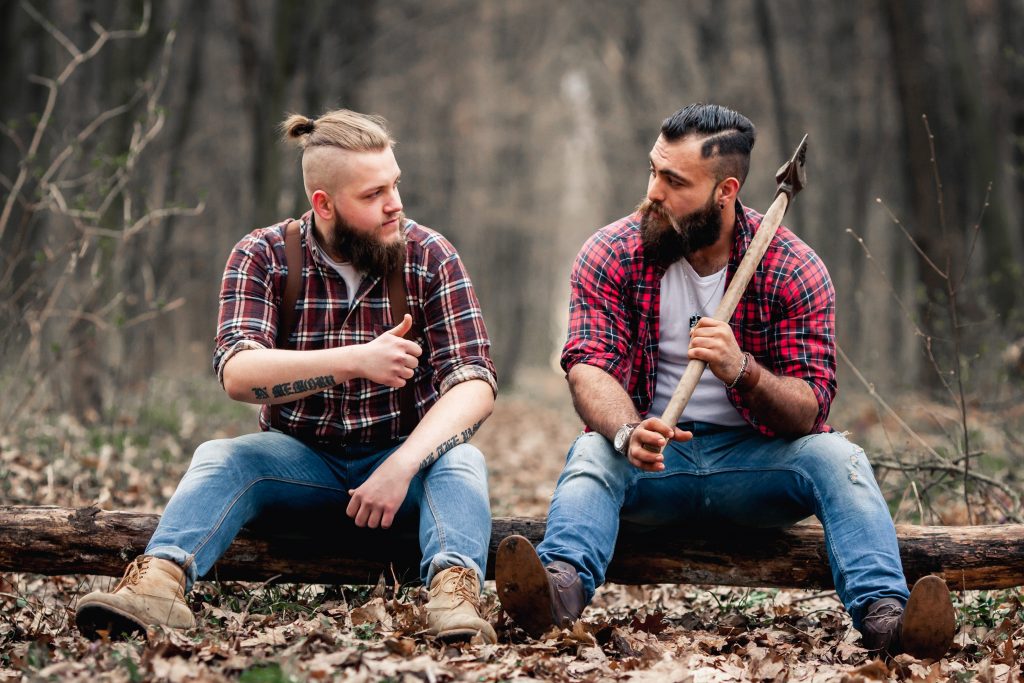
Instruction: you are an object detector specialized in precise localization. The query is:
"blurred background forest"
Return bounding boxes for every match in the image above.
[4,2,1024,678]
[2,0,1024,437]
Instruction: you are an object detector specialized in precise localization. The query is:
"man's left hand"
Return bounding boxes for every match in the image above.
[688,317,745,385]
[346,457,414,529]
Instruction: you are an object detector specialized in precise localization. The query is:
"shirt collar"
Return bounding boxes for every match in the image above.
[729,199,754,267]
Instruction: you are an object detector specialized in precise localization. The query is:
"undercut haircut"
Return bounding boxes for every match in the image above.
[280,109,393,152]
[660,103,756,186]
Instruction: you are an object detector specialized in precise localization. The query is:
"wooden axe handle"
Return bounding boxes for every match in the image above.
[659,192,790,427]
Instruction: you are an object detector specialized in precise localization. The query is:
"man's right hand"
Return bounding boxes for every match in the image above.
[359,314,423,387]
[626,417,692,471]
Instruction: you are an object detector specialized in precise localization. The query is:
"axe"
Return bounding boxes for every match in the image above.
[657,134,809,435]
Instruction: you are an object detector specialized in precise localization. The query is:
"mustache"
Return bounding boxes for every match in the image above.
[637,198,678,232]
[637,198,662,219]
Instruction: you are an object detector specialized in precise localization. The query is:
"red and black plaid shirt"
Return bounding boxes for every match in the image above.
[214,212,497,446]
[560,201,835,436]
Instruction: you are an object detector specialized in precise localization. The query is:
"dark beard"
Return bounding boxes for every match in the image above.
[639,195,722,268]
[329,209,407,278]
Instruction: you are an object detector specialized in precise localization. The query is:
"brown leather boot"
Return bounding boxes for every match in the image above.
[495,535,585,638]
[75,556,195,639]
[861,575,955,660]
[424,566,497,644]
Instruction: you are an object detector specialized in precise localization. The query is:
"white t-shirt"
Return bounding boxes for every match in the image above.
[649,259,746,426]
[321,254,363,306]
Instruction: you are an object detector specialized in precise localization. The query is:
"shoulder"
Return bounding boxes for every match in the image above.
[741,206,831,287]
[576,213,643,271]
[403,219,458,260]
[401,218,471,285]
[232,219,292,256]
[225,219,294,270]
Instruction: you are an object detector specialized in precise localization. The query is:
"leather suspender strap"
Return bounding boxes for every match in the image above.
[270,219,415,437]
[270,219,303,430]
[387,266,418,436]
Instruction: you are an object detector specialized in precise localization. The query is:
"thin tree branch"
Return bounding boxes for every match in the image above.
[874,198,947,280]
[842,230,959,405]
[836,345,948,464]
[873,459,1022,522]
[19,0,81,58]
[922,115,973,524]
[956,182,992,292]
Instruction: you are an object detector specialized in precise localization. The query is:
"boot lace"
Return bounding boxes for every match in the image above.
[438,567,478,605]
[112,556,151,593]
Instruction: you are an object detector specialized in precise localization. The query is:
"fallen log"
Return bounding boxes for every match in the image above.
[1,506,1022,590]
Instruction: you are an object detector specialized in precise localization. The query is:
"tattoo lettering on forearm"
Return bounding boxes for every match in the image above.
[252,387,269,400]
[269,374,336,399]
[419,420,483,471]
[460,422,481,442]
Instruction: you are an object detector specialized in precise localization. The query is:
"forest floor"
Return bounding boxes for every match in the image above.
[1,373,1022,681]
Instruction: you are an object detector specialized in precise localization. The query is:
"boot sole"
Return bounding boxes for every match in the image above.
[495,535,557,638]
[75,603,148,641]
[435,626,497,644]
[901,575,955,661]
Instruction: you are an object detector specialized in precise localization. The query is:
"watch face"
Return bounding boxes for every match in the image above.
[614,426,628,452]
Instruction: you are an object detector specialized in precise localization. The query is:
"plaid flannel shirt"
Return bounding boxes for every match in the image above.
[560,201,836,436]
[214,211,497,447]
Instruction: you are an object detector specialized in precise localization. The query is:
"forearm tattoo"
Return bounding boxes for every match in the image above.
[418,420,483,471]
[252,374,335,401]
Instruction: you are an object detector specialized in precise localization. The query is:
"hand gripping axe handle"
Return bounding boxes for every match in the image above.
[658,134,809,434]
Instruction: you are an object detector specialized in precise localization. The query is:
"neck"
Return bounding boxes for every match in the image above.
[310,212,345,262]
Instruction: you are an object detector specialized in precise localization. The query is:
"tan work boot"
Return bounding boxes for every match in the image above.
[75,555,195,639]
[424,566,497,643]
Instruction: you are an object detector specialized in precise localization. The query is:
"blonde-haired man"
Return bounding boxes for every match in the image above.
[75,109,498,643]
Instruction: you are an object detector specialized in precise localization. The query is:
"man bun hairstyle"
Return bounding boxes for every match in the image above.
[280,109,394,152]
[661,103,756,185]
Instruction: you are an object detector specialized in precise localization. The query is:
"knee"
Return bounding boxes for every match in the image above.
[432,443,487,479]
[189,438,237,472]
[561,432,632,491]
[187,435,268,482]
[793,433,879,495]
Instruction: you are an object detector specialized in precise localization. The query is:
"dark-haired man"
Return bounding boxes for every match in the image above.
[495,103,955,661]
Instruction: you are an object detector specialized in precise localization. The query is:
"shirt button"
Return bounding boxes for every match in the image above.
[344,408,351,416]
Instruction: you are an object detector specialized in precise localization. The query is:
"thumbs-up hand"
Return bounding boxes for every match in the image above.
[359,314,422,387]
[388,313,413,339]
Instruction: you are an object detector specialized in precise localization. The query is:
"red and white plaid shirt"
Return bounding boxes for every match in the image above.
[561,201,836,436]
[214,212,497,447]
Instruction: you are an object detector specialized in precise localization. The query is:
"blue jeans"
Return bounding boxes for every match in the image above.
[146,431,491,592]
[536,423,909,629]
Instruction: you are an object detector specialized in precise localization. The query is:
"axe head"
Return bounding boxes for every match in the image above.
[774,134,808,201]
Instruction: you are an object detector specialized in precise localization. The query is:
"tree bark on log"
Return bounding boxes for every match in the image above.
[1,506,1022,590]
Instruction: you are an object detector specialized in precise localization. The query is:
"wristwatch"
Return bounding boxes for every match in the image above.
[613,422,640,455]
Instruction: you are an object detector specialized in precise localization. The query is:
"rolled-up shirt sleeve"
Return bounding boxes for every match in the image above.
[212,234,280,384]
[421,249,497,397]
[770,255,837,432]
[560,232,632,384]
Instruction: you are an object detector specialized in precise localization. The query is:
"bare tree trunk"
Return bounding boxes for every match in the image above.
[883,0,1020,357]
[3,506,1022,589]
